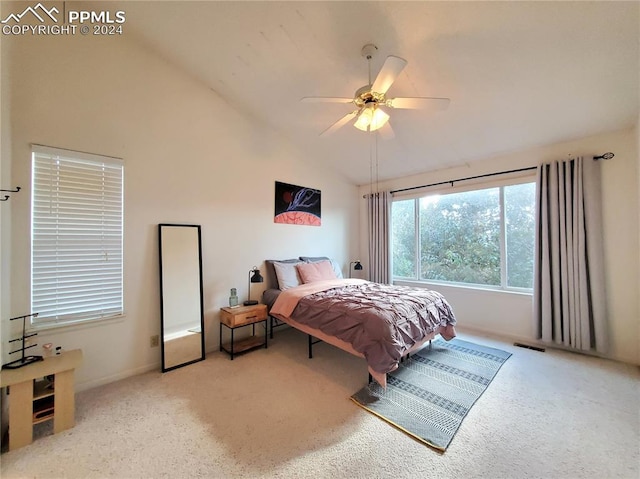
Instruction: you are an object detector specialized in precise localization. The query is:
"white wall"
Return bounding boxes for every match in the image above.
[0,16,11,443]
[361,128,640,365]
[636,120,640,361]
[4,29,359,390]
[0,16,9,362]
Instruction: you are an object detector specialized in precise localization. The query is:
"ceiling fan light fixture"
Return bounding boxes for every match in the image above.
[370,107,390,131]
[354,106,373,131]
[354,104,389,132]
[303,43,451,137]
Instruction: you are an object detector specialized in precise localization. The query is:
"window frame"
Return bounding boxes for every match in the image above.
[391,175,536,293]
[30,145,124,329]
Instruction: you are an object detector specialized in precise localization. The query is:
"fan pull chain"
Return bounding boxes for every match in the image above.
[369,130,374,197]
[376,133,380,193]
[368,128,380,197]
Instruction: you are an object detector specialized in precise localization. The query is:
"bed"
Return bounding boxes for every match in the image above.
[263,257,457,387]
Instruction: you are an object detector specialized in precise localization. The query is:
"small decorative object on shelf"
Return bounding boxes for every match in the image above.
[2,313,43,369]
[229,288,239,307]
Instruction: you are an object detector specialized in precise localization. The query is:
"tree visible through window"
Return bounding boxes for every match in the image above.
[505,183,536,288]
[392,181,535,290]
[391,199,416,278]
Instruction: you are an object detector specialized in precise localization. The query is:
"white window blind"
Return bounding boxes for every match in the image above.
[31,145,124,326]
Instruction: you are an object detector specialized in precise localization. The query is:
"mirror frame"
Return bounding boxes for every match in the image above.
[158,223,206,372]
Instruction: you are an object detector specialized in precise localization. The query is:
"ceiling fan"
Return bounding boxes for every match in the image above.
[302,44,450,139]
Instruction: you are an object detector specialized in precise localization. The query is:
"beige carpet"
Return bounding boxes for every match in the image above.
[1,329,638,479]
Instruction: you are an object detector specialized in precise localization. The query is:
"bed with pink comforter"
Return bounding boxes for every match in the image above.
[269,279,457,386]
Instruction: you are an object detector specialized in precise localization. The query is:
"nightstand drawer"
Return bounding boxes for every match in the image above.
[220,304,267,328]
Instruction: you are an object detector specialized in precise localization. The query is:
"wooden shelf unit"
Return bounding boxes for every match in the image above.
[0,349,82,451]
[32,378,55,424]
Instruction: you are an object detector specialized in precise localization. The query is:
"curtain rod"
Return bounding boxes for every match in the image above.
[389,152,614,195]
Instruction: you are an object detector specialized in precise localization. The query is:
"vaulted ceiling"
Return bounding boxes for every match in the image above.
[110,1,638,184]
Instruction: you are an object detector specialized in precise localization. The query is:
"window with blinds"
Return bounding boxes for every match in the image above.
[31,145,124,327]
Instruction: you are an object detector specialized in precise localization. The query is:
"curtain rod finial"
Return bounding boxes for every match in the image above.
[593,152,614,161]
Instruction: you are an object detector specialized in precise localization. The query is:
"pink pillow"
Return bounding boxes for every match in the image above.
[296,260,337,284]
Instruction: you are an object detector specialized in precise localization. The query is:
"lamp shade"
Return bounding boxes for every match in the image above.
[354,104,389,132]
[250,269,264,283]
[369,107,390,131]
[354,106,373,131]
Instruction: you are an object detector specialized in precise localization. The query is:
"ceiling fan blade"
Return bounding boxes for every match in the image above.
[301,97,354,104]
[320,111,358,136]
[378,121,395,140]
[371,55,407,94]
[387,97,451,111]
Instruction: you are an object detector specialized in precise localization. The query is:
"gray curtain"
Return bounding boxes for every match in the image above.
[533,157,608,353]
[367,191,390,284]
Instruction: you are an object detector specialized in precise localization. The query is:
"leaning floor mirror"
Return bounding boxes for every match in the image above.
[158,224,205,372]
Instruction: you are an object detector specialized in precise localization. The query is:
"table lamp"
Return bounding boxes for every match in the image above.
[350,261,363,278]
[244,266,264,306]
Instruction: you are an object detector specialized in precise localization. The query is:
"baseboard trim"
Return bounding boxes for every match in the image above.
[456,325,639,366]
[76,362,159,392]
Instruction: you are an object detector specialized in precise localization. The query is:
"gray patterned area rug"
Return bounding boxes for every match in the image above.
[351,338,511,452]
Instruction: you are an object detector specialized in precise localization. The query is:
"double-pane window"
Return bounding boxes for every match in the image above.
[392,181,536,291]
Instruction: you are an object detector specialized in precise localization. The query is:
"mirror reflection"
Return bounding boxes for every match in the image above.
[159,224,205,371]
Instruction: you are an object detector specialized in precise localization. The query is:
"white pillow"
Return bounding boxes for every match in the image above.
[330,260,344,279]
[273,261,303,290]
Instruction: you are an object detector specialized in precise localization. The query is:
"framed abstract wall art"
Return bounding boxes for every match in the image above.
[274,181,321,226]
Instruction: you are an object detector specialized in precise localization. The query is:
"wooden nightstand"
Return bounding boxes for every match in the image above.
[219,304,268,359]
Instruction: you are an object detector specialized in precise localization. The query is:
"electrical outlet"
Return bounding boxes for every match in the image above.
[150,335,159,347]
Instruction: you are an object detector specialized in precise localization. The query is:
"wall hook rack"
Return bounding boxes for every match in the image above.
[0,186,21,202]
